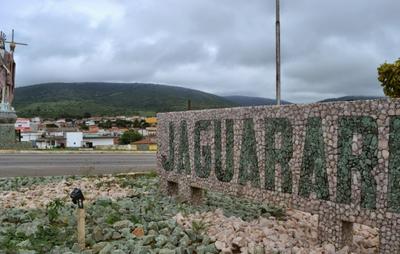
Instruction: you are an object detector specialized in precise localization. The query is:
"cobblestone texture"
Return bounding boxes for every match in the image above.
[0,113,31,149]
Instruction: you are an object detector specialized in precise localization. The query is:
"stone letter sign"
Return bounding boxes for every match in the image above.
[157,99,400,253]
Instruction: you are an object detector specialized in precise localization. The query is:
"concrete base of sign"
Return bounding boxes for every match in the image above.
[0,111,17,147]
[0,111,31,149]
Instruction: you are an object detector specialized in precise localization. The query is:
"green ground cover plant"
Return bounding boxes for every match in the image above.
[0,174,285,253]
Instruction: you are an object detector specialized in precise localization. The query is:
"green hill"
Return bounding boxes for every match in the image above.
[224,95,292,106]
[14,82,236,118]
[318,95,385,103]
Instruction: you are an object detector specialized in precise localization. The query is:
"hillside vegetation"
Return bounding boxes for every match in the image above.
[224,95,291,106]
[14,82,382,119]
[14,83,236,118]
[318,95,384,103]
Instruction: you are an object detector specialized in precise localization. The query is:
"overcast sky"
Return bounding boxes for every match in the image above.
[1,0,399,103]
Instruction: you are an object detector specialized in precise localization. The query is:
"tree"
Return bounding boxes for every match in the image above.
[79,124,89,131]
[139,119,150,128]
[83,112,92,118]
[119,129,143,144]
[378,59,400,98]
[98,120,112,129]
[115,119,133,128]
[133,119,140,128]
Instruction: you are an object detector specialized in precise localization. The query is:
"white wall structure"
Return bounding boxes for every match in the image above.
[21,132,42,142]
[35,138,65,149]
[48,131,64,137]
[31,117,41,123]
[65,132,83,148]
[36,140,50,149]
[85,120,96,126]
[139,129,148,136]
[83,137,114,147]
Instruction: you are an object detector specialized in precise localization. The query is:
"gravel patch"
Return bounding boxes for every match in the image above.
[0,175,378,253]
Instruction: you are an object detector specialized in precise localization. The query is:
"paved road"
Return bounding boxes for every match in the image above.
[0,152,157,177]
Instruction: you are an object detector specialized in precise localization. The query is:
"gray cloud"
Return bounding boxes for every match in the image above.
[1,0,399,103]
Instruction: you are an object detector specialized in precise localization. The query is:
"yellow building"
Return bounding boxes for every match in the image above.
[145,117,157,125]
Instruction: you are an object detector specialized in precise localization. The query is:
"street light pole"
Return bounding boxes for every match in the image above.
[276,0,281,105]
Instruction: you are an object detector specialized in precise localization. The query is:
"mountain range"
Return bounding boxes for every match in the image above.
[14,82,235,118]
[318,95,384,103]
[224,95,291,106]
[13,82,384,118]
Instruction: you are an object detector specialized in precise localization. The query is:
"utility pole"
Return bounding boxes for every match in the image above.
[275,0,281,105]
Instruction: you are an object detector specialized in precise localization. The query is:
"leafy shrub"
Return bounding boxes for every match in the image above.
[46,198,64,223]
[119,129,143,144]
[378,58,400,97]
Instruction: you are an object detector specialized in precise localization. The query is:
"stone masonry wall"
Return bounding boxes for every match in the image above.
[0,113,32,149]
[157,99,400,253]
[0,124,16,146]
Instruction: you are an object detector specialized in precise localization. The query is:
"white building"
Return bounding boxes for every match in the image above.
[29,117,41,131]
[15,118,31,131]
[138,129,148,137]
[83,134,115,147]
[146,127,157,136]
[85,120,96,126]
[35,128,82,149]
[31,117,41,123]
[21,131,42,142]
[66,132,83,148]
[56,119,66,127]
[35,136,65,149]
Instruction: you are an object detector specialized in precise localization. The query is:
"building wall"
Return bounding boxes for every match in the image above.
[0,124,16,148]
[21,132,42,142]
[66,132,83,148]
[84,138,114,146]
[36,141,49,149]
[48,131,64,137]
[146,127,157,136]
[96,144,134,150]
[157,99,400,253]
[139,129,148,136]
[15,118,30,129]
[15,118,31,132]
[137,144,148,151]
[131,144,157,151]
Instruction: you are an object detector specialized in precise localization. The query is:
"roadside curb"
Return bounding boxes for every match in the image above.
[0,150,157,154]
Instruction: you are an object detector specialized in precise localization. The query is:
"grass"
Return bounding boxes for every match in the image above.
[191,219,209,234]
[46,198,65,224]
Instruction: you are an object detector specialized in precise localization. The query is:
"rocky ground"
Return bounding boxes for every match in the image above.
[177,209,378,254]
[0,175,137,209]
[0,174,378,253]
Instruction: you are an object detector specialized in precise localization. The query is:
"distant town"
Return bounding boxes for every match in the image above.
[14,115,157,151]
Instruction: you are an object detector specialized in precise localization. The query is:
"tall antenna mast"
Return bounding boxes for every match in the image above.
[275,0,281,105]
